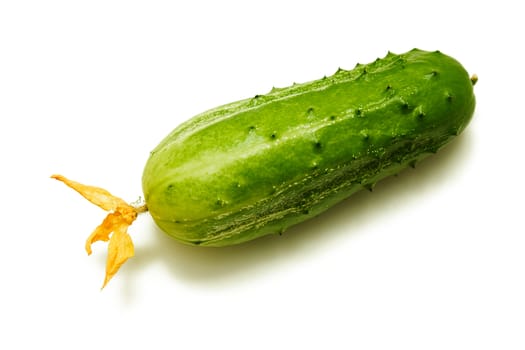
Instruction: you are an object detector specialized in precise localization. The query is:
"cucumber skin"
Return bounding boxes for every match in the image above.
[142,49,475,246]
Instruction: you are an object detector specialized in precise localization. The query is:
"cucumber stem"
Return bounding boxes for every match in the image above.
[471,74,478,85]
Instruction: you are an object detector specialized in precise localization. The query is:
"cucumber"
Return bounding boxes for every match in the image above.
[142,48,476,247]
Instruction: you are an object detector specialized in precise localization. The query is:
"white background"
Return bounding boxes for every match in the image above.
[1,1,523,349]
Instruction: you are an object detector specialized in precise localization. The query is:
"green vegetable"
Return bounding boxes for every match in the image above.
[53,48,476,287]
[142,48,476,247]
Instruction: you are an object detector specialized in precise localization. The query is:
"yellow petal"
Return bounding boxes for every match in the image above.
[51,174,127,212]
[102,226,134,289]
[85,212,122,255]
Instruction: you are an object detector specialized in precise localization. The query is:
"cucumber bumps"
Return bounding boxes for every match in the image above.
[142,48,476,247]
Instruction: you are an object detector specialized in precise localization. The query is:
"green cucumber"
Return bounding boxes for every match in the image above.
[142,48,476,247]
